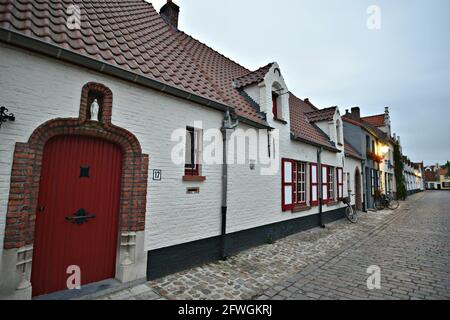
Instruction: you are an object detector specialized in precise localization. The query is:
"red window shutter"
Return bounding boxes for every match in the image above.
[272,93,278,119]
[281,158,294,211]
[322,165,329,204]
[310,163,319,206]
[337,168,344,200]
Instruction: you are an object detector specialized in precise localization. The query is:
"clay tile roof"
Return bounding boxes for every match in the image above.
[233,63,274,88]
[289,94,337,151]
[361,114,385,127]
[424,171,438,182]
[0,0,267,126]
[305,107,337,123]
[344,140,362,160]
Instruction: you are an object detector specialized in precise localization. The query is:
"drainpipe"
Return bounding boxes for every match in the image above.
[317,147,326,228]
[361,159,367,212]
[220,109,239,260]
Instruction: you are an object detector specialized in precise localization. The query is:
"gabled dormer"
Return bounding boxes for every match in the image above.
[305,107,343,147]
[233,62,289,125]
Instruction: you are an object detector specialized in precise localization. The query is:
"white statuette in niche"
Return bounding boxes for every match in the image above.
[90,99,100,121]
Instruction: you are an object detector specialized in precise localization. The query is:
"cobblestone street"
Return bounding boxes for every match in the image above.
[95,191,450,300]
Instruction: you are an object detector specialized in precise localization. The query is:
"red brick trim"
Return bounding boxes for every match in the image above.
[3,83,149,249]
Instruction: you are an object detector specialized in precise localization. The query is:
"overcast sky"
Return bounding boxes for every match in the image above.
[149,0,450,165]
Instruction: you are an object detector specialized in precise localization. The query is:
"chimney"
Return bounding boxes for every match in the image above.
[384,107,390,125]
[350,107,360,120]
[160,0,180,29]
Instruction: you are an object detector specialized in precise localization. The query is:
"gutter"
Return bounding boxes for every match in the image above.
[0,28,271,130]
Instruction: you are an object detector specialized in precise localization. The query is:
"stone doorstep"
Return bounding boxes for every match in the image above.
[33,277,148,300]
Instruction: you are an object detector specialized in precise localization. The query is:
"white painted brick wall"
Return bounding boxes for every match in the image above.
[0,44,349,263]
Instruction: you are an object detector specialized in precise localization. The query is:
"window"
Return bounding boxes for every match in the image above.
[336,120,342,144]
[294,162,307,206]
[337,168,344,200]
[185,127,202,176]
[366,136,371,152]
[282,159,307,211]
[371,169,375,195]
[272,92,279,119]
[310,163,319,206]
[328,167,335,200]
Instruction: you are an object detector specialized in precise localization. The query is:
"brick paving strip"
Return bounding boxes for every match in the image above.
[91,192,450,300]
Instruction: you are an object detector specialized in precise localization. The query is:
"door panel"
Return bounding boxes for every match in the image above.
[31,135,122,297]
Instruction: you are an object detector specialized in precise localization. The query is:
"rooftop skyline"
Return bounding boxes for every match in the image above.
[150,0,450,164]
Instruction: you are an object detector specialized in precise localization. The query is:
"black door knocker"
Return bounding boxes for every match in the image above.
[65,209,96,225]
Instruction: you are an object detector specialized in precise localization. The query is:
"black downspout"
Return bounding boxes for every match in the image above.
[317,147,326,228]
[361,159,367,212]
[220,127,228,261]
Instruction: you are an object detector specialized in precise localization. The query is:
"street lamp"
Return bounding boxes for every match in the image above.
[0,106,15,128]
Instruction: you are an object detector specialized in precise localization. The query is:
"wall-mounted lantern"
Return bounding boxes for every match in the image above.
[0,106,15,128]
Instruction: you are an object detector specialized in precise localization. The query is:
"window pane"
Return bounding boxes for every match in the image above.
[284,161,292,183]
[185,129,193,166]
[284,186,293,205]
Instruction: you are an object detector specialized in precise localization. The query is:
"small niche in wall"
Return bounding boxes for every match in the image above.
[187,187,200,194]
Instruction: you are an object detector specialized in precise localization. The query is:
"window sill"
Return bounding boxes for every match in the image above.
[273,118,288,124]
[326,201,339,207]
[183,176,206,182]
[292,206,311,213]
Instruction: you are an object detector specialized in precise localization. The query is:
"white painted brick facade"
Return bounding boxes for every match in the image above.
[0,45,353,286]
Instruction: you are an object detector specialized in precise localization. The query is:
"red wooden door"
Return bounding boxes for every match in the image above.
[31,135,122,297]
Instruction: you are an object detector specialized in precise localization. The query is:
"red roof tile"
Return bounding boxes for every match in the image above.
[305,107,337,123]
[361,114,385,127]
[0,0,267,125]
[289,94,337,150]
[233,63,274,88]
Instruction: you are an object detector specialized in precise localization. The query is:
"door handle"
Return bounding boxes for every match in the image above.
[65,209,96,225]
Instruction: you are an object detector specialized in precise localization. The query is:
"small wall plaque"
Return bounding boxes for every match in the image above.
[153,170,162,181]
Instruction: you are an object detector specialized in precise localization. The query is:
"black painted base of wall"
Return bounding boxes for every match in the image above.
[147,207,346,280]
[407,189,423,195]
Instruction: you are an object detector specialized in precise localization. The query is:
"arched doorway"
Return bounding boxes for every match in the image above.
[3,82,149,299]
[31,135,123,297]
[355,167,362,211]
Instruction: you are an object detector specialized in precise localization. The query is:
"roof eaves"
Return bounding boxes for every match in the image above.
[0,28,235,118]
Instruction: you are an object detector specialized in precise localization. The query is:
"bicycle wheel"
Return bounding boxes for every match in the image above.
[346,206,358,223]
[374,199,385,211]
[388,199,399,210]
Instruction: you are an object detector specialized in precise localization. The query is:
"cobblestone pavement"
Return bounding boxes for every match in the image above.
[95,192,450,300]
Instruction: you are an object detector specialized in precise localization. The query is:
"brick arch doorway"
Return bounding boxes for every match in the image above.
[3,82,149,299]
[355,167,362,211]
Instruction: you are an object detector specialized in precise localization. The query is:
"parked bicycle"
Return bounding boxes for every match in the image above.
[342,195,358,223]
[373,192,400,211]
